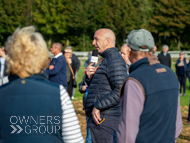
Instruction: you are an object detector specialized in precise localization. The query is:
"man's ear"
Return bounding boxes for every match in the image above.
[105,38,111,47]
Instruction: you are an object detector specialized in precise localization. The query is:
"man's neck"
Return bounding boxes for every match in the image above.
[131,55,146,64]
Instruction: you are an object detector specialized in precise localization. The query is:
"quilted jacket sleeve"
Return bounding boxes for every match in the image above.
[94,59,127,110]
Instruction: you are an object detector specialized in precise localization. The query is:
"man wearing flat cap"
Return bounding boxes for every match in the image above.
[117,29,182,143]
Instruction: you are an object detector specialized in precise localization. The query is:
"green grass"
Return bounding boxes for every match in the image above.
[73,60,85,101]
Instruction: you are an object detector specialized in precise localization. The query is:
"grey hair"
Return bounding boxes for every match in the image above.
[65,46,72,50]
[121,43,131,51]
[162,44,169,50]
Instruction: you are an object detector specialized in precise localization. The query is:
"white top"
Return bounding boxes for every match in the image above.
[0,57,8,86]
[59,85,84,143]
[0,57,6,78]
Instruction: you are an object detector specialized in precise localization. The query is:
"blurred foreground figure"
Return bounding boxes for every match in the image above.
[117,29,182,143]
[0,26,84,143]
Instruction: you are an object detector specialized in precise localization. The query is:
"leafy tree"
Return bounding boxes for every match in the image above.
[102,0,142,49]
[32,0,68,49]
[148,0,190,50]
[0,0,28,46]
[65,0,105,51]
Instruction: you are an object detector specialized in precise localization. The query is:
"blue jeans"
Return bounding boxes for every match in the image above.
[86,116,92,143]
[113,131,117,143]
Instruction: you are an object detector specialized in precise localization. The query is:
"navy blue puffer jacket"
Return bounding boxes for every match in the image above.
[85,47,127,117]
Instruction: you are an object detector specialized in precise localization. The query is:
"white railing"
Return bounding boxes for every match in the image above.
[155,51,190,58]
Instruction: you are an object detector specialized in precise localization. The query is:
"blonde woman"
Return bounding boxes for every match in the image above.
[64,47,77,98]
[0,26,84,143]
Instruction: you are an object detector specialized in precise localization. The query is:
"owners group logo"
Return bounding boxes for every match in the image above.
[10,116,61,134]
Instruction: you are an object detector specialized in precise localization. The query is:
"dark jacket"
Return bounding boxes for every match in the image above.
[46,55,67,87]
[175,58,187,77]
[72,53,80,72]
[186,62,190,79]
[67,59,77,97]
[85,47,127,117]
[126,55,179,143]
[0,73,63,143]
[158,52,171,68]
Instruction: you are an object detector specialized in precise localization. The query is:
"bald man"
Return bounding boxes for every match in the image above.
[46,43,67,88]
[84,28,127,143]
[120,44,131,75]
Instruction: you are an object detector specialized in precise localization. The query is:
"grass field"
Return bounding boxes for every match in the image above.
[73,59,190,143]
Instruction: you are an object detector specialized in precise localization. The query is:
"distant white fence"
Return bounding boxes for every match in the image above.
[73,51,89,60]
[73,51,190,60]
[155,51,190,59]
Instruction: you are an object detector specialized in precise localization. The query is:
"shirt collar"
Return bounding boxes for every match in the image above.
[54,52,62,58]
[127,62,131,66]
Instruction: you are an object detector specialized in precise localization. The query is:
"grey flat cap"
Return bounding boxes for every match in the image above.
[126,29,155,51]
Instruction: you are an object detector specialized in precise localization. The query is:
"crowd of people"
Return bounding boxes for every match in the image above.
[0,26,190,143]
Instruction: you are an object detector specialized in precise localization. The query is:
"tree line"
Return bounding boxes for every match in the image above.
[0,0,190,51]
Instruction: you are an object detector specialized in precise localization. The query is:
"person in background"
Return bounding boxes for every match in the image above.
[158,44,171,68]
[0,47,9,86]
[46,43,67,88]
[175,51,188,96]
[65,46,80,99]
[120,43,131,75]
[117,29,182,143]
[64,47,77,98]
[0,26,84,143]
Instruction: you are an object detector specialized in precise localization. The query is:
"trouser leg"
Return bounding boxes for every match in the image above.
[86,116,92,143]
[182,76,187,94]
[178,76,182,94]
[88,114,120,143]
[72,72,78,98]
